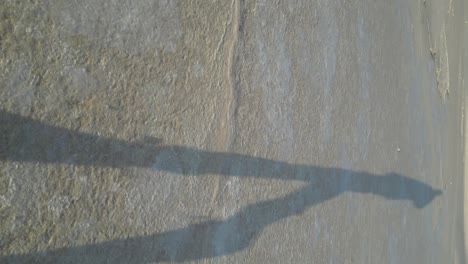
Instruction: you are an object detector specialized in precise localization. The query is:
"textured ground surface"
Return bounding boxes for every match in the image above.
[0,0,466,263]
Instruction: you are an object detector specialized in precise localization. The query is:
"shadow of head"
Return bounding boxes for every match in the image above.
[380,173,442,208]
[412,188,442,208]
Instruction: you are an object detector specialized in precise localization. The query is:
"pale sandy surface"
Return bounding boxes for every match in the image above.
[423,0,467,261]
[463,0,468,261]
[0,0,465,263]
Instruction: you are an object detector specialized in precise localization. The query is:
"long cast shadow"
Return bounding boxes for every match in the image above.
[0,110,442,263]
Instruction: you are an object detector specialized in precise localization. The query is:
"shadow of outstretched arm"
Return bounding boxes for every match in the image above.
[0,181,372,263]
[0,110,442,263]
[0,172,442,263]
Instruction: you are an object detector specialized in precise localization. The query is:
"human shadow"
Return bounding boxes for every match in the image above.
[0,110,442,263]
